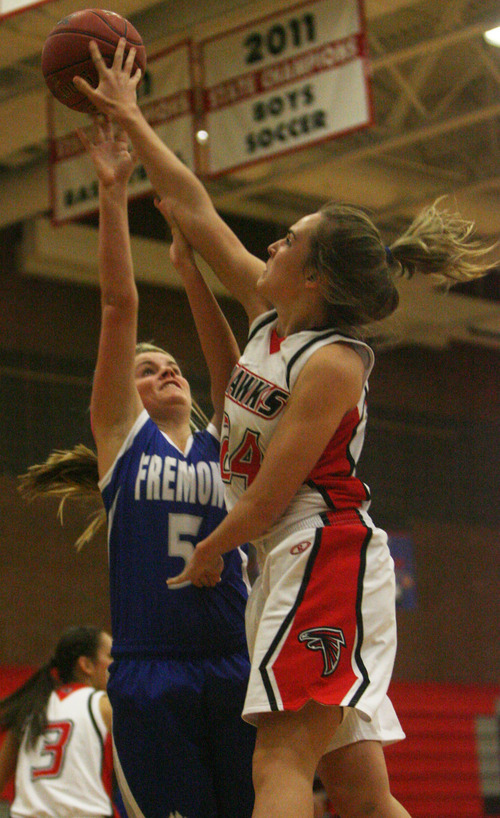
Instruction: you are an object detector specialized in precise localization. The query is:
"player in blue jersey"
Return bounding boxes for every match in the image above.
[81,121,255,818]
[75,42,494,818]
[22,120,255,818]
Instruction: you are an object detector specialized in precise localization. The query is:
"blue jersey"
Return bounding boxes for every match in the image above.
[100,409,249,658]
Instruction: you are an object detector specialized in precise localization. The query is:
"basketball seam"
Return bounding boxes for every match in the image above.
[90,9,128,39]
[46,30,142,46]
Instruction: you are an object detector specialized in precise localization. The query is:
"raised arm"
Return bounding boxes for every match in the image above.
[77,120,143,478]
[156,199,240,432]
[73,41,269,324]
[168,343,365,586]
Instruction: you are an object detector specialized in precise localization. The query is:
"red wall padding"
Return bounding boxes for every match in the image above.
[386,681,500,818]
[1,670,499,815]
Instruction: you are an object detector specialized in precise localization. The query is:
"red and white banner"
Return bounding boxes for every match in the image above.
[47,1,372,221]
[199,0,372,176]
[48,41,196,224]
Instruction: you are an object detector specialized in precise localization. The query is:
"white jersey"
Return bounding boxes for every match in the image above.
[11,684,115,818]
[227,315,403,742]
[221,310,375,548]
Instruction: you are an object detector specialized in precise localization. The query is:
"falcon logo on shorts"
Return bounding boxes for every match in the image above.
[298,627,346,676]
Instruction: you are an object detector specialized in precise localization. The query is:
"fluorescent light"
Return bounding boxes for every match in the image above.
[484,26,500,46]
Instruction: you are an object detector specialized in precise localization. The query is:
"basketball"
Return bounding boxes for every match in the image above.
[41,8,147,113]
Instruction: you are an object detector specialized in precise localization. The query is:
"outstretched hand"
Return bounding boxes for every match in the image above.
[76,119,136,187]
[167,543,224,589]
[73,38,141,121]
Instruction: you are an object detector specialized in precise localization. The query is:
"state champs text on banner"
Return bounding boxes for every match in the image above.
[199,0,372,176]
[48,41,196,225]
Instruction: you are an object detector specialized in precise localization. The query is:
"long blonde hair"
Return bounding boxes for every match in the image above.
[18,445,104,550]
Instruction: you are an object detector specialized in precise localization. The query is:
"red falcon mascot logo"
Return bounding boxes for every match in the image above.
[298,627,346,677]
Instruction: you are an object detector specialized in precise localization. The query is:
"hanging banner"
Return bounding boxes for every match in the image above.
[48,41,196,225]
[199,0,372,176]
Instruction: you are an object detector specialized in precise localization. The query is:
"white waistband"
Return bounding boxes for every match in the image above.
[252,513,325,555]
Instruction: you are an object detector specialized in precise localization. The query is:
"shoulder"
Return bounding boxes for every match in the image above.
[97,693,112,733]
[305,342,365,382]
[285,329,373,390]
[247,309,278,342]
[189,430,222,473]
[293,343,365,411]
[312,339,366,368]
[202,422,221,445]
[192,425,220,455]
[85,689,112,734]
[98,409,153,490]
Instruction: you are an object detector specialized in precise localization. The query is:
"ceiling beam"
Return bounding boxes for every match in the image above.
[209,101,500,215]
[0,6,498,164]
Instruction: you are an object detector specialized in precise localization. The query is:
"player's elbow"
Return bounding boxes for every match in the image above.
[101,287,138,314]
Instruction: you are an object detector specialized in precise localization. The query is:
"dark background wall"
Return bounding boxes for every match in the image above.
[0,220,498,684]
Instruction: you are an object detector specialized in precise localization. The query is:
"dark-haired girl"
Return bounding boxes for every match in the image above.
[0,626,115,817]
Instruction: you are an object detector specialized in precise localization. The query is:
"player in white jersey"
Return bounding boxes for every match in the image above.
[75,40,495,818]
[0,626,116,818]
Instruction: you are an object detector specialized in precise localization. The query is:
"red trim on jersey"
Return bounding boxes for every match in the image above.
[102,732,119,817]
[55,683,87,701]
[306,408,370,507]
[271,519,368,709]
[270,328,285,354]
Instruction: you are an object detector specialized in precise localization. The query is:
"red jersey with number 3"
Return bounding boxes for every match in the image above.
[11,684,116,817]
[221,310,374,545]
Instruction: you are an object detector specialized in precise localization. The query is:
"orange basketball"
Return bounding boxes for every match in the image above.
[41,8,146,112]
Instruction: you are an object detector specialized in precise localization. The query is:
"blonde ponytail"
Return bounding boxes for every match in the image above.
[389,198,496,285]
[18,445,105,550]
[310,198,496,330]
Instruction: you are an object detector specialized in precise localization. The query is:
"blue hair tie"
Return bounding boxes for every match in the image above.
[385,245,394,265]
